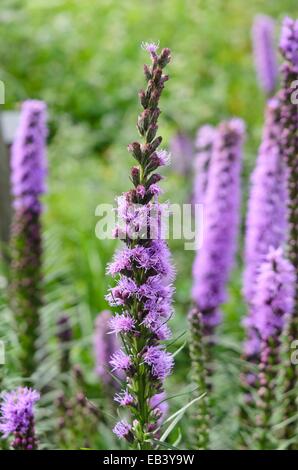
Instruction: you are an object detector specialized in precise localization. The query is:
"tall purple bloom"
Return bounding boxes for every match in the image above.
[278,17,298,444]
[193,125,216,206]
[93,310,121,387]
[252,15,278,95]
[192,118,245,334]
[10,100,47,377]
[253,248,295,449]
[243,97,286,358]
[0,387,40,450]
[105,42,174,449]
[189,119,244,449]
[170,132,193,176]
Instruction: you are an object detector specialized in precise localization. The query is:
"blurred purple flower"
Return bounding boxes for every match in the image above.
[252,15,278,95]
[193,124,216,205]
[243,97,286,357]
[254,247,295,340]
[170,132,193,176]
[93,310,121,386]
[192,118,245,333]
[11,100,47,212]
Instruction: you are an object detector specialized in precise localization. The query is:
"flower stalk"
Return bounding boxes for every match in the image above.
[106,43,174,449]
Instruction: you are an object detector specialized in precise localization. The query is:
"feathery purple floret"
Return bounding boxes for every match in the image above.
[192,119,245,331]
[143,346,174,381]
[93,311,121,386]
[11,100,47,212]
[243,98,286,356]
[0,387,39,450]
[252,15,278,95]
[113,420,132,440]
[254,247,295,340]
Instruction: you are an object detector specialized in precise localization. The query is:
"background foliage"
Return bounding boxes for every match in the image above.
[0,0,297,449]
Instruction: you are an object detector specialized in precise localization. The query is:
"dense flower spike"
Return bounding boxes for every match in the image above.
[252,15,278,95]
[170,132,193,176]
[193,124,216,206]
[190,120,244,447]
[192,118,245,334]
[253,248,295,449]
[106,43,174,449]
[10,100,47,377]
[278,17,298,444]
[243,98,286,358]
[0,387,40,450]
[93,311,121,387]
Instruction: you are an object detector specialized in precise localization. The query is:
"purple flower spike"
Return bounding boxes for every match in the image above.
[252,15,278,95]
[0,387,40,450]
[254,247,295,340]
[192,118,245,333]
[11,100,47,212]
[243,97,286,358]
[277,17,298,443]
[193,124,216,205]
[105,42,174,448]
[10,100,47,377]
[113,420,132,441]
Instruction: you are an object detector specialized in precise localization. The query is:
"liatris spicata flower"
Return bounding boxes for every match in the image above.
[253,248,295,449]
[106,42,175,449]
[189,119,244,447]
[0,387,40,450]
[93,310,121,387]
[192,118,245,336]
[170,132,193,176]
[56,314,72,374]
[193,125,216,206]
[252,15,278,95]
[278,17,298,444]
[10,100,47,378]
[243,97,286,360]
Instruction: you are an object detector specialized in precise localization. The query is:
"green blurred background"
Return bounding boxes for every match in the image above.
[0,0,297,449]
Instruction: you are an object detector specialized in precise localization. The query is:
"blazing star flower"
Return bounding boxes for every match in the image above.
[0,387,40,450]
[143,346,174,381]
[110,350,132,372]
[109,314,136,334]
[254,248,295,340]
[192,118,245,334]
[114,390,134,407]
[277,17,298,443]
[106,43,174,449]
[10,100,47,377]
[113,420,133,441]
[141,41,160,55]
[243,97,286,358]
[253,248,295,449]
[252,15,278,95]
[193,124,216,206]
